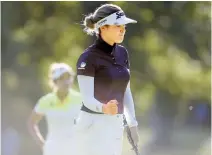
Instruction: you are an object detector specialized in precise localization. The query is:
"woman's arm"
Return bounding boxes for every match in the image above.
[27,111,45,148]
[123,82,138,127]
[123,82,140,145]
[27,96,48,149]
[77,75,103,112]
[77,75,118,114]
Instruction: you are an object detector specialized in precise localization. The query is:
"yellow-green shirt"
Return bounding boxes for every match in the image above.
[34,89,82,140]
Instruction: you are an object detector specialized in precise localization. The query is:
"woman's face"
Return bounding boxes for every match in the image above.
[54,72,73,91]
[100,25,126,44]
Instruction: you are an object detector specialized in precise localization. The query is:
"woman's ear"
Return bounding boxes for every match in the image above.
[99,26,104,32]
[100,25,108,32]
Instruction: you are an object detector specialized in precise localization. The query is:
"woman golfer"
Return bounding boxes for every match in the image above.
[28,63,82,155]
[75,3,139,155]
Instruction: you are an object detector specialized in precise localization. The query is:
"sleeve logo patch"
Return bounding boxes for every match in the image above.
[80,62,86,68]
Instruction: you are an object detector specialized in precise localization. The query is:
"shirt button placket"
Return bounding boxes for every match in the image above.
[112,56,116,65]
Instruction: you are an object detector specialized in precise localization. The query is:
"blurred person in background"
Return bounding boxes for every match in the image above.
[74,3,139,155]
[28,63,82,155]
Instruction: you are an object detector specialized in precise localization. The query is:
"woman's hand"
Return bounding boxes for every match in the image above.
[102,100,119,115]
[36,138,45,150]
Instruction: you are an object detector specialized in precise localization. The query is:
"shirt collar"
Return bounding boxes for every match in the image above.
[94,36,116,55]
[53,89,71,105]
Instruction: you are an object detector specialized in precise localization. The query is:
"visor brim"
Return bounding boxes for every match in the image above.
[114,17,137,25]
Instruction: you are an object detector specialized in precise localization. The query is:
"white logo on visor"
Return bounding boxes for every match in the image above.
[80,62,86,68]
[98,19,107,27]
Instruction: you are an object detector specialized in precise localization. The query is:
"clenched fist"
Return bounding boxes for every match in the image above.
[102,100,119,115]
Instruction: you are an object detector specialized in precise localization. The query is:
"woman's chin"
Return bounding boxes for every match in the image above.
[115,38,124,44]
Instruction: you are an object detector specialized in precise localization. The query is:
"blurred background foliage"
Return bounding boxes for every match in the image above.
[2,1,211,155]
